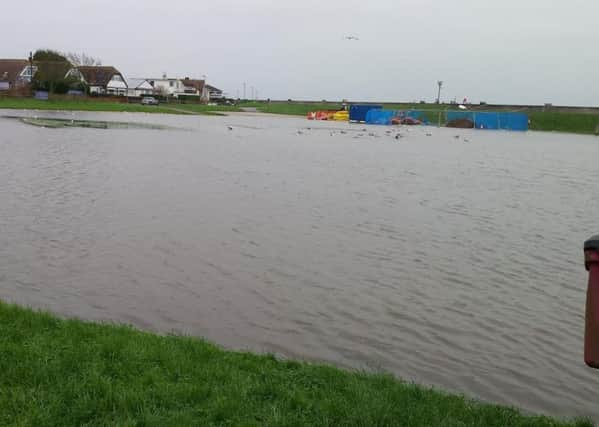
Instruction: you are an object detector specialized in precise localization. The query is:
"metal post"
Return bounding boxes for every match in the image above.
[584,235,599,369]
[436,80,443,104]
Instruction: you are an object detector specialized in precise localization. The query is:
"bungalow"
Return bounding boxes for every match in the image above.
[0,59,36,91]
[149,74,183,97]
[180,78,209,102]
[147,74,209,101]
[126,78,154,97]
[205,84,224,100]
[66,66,127,95]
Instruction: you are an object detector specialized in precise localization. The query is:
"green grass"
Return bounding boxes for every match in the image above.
[0,97,240,115]
[528,112,599,134]
[240,101,342,116]
[0,301,592,427]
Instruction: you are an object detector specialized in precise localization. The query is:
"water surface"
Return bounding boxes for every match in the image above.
[1,110,598,420]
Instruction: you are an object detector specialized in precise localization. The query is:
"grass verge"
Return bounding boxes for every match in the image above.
[0,301,592,426]
[0,97,240,115]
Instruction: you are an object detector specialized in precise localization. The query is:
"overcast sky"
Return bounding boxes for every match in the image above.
[2,0,598,105]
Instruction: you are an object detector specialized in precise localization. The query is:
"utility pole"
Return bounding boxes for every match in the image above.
[250,86,254,100]
[436,80,443,104]
[243,82,246,100]
[28,51,34,84]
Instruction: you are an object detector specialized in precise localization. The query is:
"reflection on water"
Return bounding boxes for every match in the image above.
[1,110,598,421]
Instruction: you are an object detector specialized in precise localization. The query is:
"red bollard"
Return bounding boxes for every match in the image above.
[584,235,599,368]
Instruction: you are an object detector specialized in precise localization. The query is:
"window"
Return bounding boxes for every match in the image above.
[21,66,38,78]
[169,81,174,87]
[112,75,123,82]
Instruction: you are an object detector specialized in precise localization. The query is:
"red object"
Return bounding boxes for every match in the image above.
[584,235,599,369]
[401,117,422,125]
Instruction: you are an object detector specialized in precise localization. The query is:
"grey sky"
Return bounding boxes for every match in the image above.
[2,0,597,105]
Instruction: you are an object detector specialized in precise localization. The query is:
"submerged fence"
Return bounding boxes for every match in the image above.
[446,111,529,131]
[361,108,528,131]
[365,109,431,125]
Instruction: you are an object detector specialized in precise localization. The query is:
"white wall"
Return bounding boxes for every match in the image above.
[107,75,127,96]
[152,78,182,96]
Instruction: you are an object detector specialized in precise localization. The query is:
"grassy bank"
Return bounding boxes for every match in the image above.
[241,101,343,116]
[0,97,240,115]
[0,301,591,426]
[528,111,599,134]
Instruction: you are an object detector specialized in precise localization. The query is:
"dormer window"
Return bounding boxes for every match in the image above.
[21,66,37,78]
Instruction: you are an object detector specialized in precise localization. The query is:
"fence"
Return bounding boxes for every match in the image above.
[446,111,528,131]
[349,104,382,122]
[363,109,528,131]
[365,109,431,125]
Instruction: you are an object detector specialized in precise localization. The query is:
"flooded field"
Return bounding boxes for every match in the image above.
[1,110,598,420]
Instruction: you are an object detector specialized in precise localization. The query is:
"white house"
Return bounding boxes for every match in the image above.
[126,78,154,97]
[205,84,223,100]
[66,66,127,95]
[179,78,209,102]
[148,74,183,97]
[147,74,209,101]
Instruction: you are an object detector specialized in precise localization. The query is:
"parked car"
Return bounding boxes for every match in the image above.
[141,96,159,105]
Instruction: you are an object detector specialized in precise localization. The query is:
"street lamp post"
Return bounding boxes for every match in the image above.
[436,80,443,104]
[28,51,34,84]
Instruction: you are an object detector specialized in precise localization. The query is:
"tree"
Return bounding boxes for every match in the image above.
[153,85,169,100]
[31,49,79,94]
[65,52,102,66]
[33,49,68,62]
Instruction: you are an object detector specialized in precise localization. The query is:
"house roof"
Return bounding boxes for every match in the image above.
[205,84,222,92]
[126,78,153,89]
[76,66,122,87]
[0,59,29,82]
[181,78,205,92]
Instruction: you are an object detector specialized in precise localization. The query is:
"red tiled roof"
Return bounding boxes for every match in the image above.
[181,78,205,92]
[76,66,122,87]
[0,59,29,83]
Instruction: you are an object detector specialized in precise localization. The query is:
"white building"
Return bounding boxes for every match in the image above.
[66,66,128,95]
[148,74,183,97]
[126,78,154,97]
[206,84,224,100]
[147,74,209,102]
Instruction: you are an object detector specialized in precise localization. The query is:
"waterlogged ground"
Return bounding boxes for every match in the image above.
[1,110,598,421]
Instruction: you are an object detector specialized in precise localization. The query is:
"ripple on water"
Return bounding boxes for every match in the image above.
[1,113,599,421]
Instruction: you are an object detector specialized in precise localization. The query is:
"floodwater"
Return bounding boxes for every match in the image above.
[1,110,598,421]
